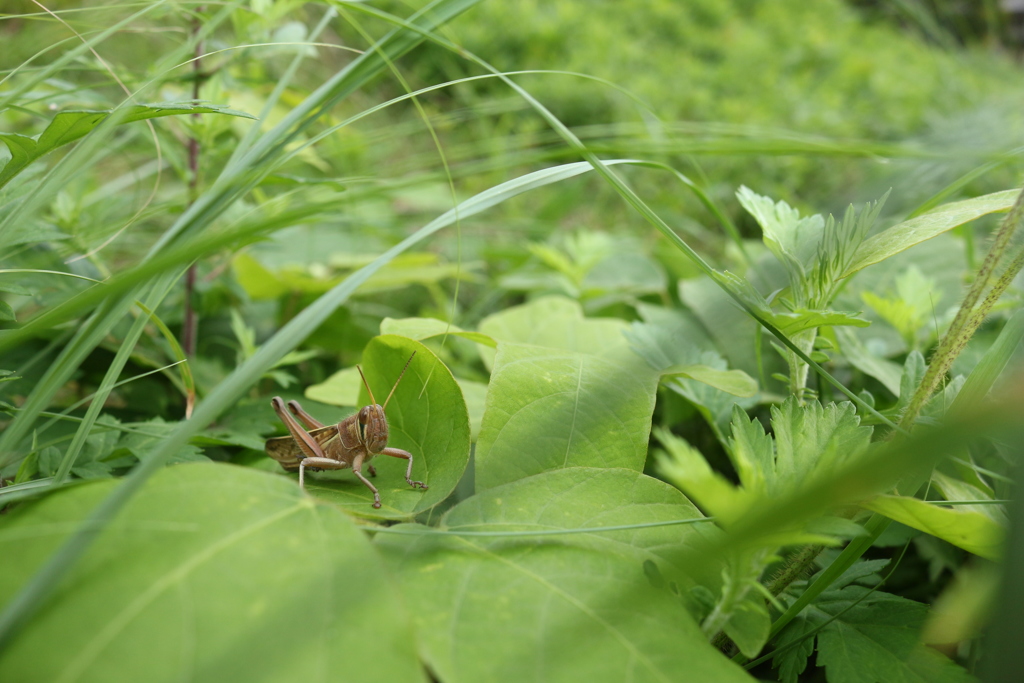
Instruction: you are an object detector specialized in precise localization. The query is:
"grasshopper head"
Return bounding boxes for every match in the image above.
[359,404,389,453]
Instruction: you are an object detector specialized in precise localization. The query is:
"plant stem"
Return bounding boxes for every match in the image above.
[900,186,1024,429]
[765,544,823,598]
[181,8,204,359]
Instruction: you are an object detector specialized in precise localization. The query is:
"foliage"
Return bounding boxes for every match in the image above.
[1,1,1022,682]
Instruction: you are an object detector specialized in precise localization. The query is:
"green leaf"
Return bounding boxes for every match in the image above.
[842,189,1019,278]
[835,327,903,397]
[656,427,746,519]
[304,367,363,406]
[300,335,471,520]
[861,494,1004,559]
[0,301,15,322]
[783,585,976,683]
[477,295,631,368]
[0,103,255,190]
[440,467,722,589]
[456,378,488,441]
[475,342,659,490]
[737,186,824,269]
[662,363,758,397]
[380,316,497,347]
[0,463,425,683]
[374,468,752,683]
[770,398,873,488]
[768,308,871,336]
[625,307,756,435]
[724,596,771,659]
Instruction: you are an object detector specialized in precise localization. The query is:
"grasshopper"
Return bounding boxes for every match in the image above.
[264,353,427,508]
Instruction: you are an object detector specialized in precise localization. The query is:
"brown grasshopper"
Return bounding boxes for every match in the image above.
[264,353,427,508]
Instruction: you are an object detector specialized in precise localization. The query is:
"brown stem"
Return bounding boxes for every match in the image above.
[181,9,204,358]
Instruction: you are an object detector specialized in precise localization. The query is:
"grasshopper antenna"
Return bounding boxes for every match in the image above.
[356,365,377,405]
[382,352,416,410]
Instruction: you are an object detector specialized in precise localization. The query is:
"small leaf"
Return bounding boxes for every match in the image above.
[862,494,1004,559]
[723,596,771,659]
[300,335,471,520]
[380,316,496,347]
[0,102,255,189]
[842,189,1019,278]
[0,301,15,322]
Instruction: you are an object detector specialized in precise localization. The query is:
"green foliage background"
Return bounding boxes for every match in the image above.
[1,1,1022,682]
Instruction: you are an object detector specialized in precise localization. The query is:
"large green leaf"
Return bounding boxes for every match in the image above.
[0,103,254,190]
[374,468,751,683]
[861,494,1004,559]
[441,467,723,589]
[297,335,470,520]
[475,343,658,490]
[477,295,632,368]
[0,464,425,683]
[841,189,1018,278]
[774,585,974,683]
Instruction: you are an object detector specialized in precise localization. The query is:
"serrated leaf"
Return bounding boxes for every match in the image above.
[0,464,426,683]
[298,335,471,520]
[809,586,975,683]
[861,494,1004,559]
[374,468,751,683]
[771,398,873,487]
[842,189,1018,278]
[0,103,255,189]
[737,186,824,268]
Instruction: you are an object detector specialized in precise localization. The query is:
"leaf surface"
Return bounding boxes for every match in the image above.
[841,190,1018,278]
[0,464,425,683]
[375,467,751,683]
[862,494,1004,559]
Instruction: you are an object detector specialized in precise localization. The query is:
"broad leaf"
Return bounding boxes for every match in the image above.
[440,467,722,589]
[477,295,631,368]
[296,335,471,519]
[841,189,1018,278]
[0,103,255,189]
[0,464,425,683]
[861,494,1004,559]
[374,468,752,683]
[475,342,658,490]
